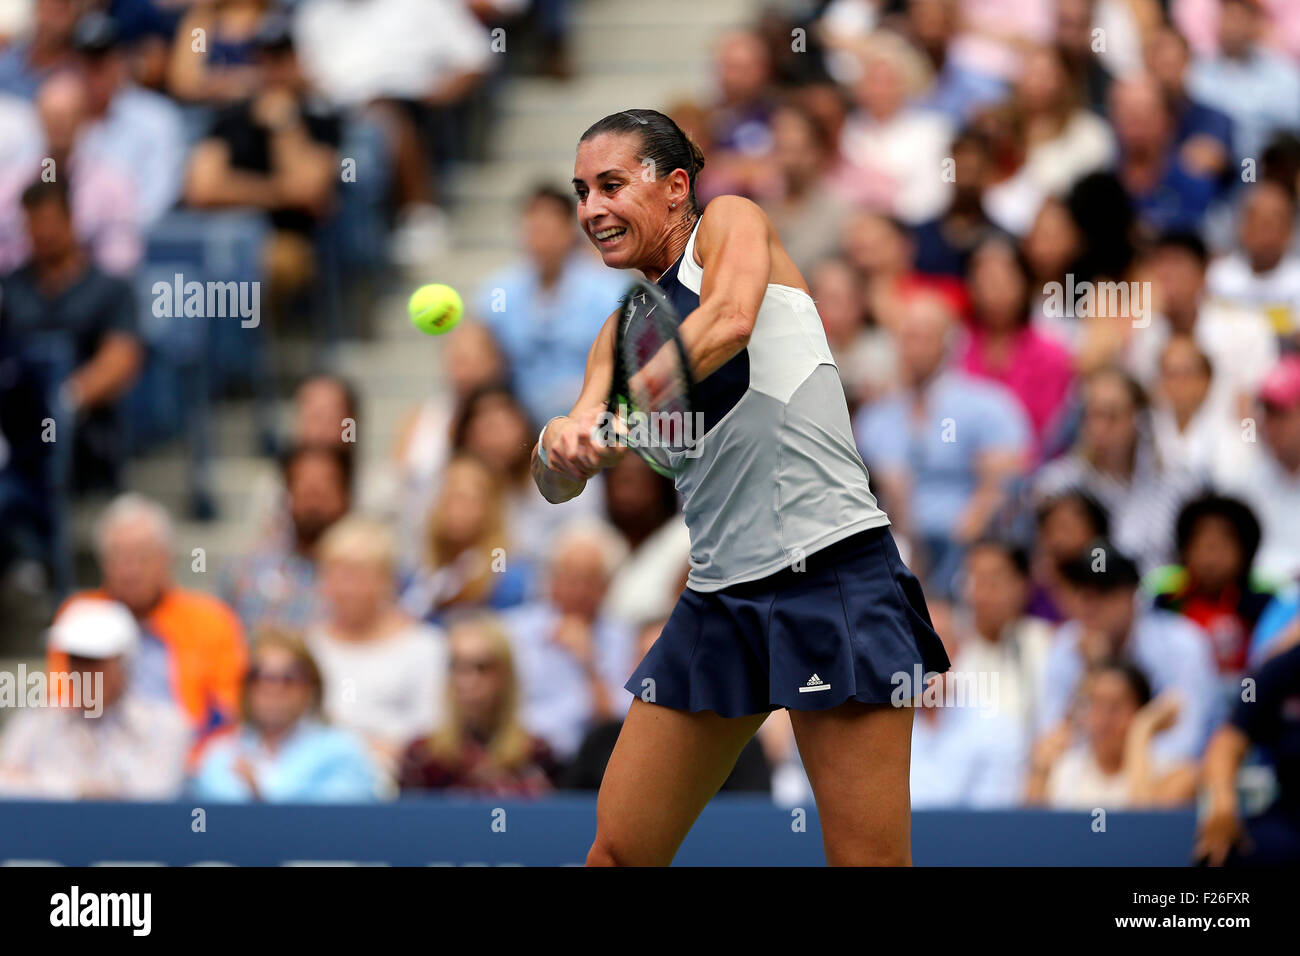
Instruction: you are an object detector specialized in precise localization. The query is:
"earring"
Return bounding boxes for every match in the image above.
[670,202,676,208]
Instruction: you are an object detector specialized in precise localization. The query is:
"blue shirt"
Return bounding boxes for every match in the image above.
[192,720,381,802]
[853,368,1030,538]
[1188,49,1300,161]
[78,86,185,226]
[916,62,1007,126]
[0,42,54,100]
[477,253,624,425]
[1125,154,1219,234]
[1173,97,1234,156]
[1038,605,1221,762]
[500,602,633,761]
[130,627,175,705]
[910,704,1028,808]
[1250,586,1300,666]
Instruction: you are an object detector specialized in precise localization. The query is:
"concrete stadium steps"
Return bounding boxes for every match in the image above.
[119,453,276,529]
[397,247,509,294]
[488,81,709,162]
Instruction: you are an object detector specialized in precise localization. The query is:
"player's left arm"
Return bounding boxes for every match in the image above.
[676,196,772,380]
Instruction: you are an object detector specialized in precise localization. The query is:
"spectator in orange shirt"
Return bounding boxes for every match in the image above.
[49,493,246,742]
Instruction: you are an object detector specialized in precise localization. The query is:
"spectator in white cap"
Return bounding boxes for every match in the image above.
[0,598,191,800]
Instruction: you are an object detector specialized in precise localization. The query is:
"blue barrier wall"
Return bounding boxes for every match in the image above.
[0,798,1198,866]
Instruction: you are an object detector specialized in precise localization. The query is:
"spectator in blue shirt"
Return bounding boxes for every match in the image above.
[853,291,1030,599]
[1110,74,1218,235]
[476,185,624,426]
[911,128,1006,280]
[0,0,79,99]
[1187,0,1300,162]
[1247,586,1300,666]
[1036,542,1220,764]
[193,630,383,802]
[73,12,185,226]
[910,678,1029,809]
[500,519,633,762]
[1146,22,1234,189]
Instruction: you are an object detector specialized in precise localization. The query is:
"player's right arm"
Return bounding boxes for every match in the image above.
[531,308,625,503]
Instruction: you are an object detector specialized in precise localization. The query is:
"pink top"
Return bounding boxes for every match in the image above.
[959,325,1074,456]
[1174,0,1300,60]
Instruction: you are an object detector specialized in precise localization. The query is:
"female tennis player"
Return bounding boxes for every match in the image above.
[532,108,950,866]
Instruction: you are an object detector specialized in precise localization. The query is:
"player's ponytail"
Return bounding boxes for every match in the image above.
[686,135,706,177]
[580,108,707,216]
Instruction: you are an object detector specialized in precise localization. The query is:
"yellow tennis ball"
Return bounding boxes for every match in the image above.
[408,283,463,335]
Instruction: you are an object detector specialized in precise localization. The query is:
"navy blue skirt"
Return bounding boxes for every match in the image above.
[624,526,951,716]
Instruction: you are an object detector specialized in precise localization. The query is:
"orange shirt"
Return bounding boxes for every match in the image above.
[50,588,247,739]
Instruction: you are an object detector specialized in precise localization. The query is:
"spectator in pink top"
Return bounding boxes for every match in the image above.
[960,235,1074,459]
[0,71,140,276]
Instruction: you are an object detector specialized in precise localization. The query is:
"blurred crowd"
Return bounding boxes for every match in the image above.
[2,0,1300,865]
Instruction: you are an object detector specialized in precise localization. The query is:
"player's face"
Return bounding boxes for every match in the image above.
[573,133,668,270]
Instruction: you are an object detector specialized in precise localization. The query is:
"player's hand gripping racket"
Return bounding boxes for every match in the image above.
[597,278,698,478]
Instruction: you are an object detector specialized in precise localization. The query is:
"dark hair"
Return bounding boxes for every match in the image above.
[1153,228,1208,266]
[603,452,680,531]
[1066,172,1136,282]
[1175,493,1262,582]
[1089,658,1153,709]
[969,234,1034,327]
[1035,489,1111,539]
[451,383,535,475]
[280,443,354,497]
[1261,133,1300,197]
[296,372,359,424]
[969,537,1031,578]
[1084,364,1149,415]
[20,179,70,213]
[1248,177,1299,216]
[579,109,708,215]
[1058,537,1141,592]
[527,183,576,217]
[772,100,835,155]
[951,126,994,157]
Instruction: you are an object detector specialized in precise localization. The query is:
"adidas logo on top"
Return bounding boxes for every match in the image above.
[799,673,830,693]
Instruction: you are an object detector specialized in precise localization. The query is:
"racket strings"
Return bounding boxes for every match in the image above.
[620,309,693,451]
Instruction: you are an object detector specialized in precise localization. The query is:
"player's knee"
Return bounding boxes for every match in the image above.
[826,843,910,867]
[822,823,910,866]
[585,836,626,867]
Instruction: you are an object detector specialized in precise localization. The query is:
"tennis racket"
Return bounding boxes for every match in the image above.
[599,278,698,478]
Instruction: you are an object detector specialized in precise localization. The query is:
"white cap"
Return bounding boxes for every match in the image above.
[47,599,139,659]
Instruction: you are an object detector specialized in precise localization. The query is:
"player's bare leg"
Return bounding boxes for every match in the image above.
[789,700,915,866]
[586,698,768,866]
